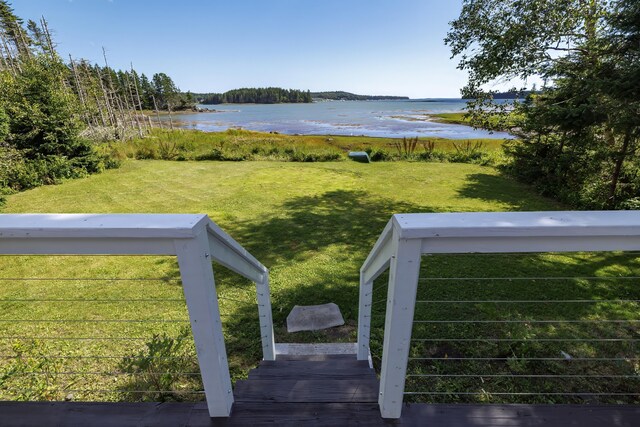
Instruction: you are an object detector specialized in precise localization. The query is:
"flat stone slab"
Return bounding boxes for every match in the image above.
[286,303,345,332]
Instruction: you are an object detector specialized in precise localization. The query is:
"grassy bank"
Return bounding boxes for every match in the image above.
[430,112,522,131]
[1,160,637,405]
[429,112,469,125]
[102,128,507,165]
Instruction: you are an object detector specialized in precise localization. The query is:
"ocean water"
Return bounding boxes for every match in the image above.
[167,99,513,139]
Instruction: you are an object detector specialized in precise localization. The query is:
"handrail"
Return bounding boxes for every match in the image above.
[0,213,275,418]
[360,218,394,283]
[358,211,640,419]
[205,219,275,361]
[357,218,394,361]
[205,219,267,282]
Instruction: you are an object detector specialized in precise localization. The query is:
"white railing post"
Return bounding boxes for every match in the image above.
[175,231,233,417]
[357,273,373,361]
[378,236,422,419]
[256,274,276,361]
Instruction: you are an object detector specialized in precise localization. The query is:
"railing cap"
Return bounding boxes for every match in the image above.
[0,214,209,239]
[393,211,640,239]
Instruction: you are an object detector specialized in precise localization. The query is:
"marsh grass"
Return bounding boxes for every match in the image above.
[101,129,506,165]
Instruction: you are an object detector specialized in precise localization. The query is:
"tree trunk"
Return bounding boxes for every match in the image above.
[130,63,149,132]
[152,95,163,129]
[69,55,92,128]
[96,67,116,128]
[607,129,632,209]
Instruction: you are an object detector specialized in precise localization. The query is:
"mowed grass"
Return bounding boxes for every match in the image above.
[1,160,639,404]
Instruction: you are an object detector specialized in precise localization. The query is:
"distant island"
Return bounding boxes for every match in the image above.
[311,91,409,101]
[195,88,312,104]
[194,87,409,104]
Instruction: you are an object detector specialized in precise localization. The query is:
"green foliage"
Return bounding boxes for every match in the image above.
[151,72,194,111]
[447,0,640,209]
[392,136,419,157]
[118,328,201,402]
[2,57,85,157]
[450,141,489,164]
[0,56,104,192]
[366,148,393,162]
[0,4,115,198]
[0,106,9,142]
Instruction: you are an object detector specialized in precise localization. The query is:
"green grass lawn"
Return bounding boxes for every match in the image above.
[1,160,638,405]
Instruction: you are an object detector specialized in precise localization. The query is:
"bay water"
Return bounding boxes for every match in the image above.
[167,99,513,139]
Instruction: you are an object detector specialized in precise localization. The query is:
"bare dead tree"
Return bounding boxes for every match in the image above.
[95,66,117,129]
[78,61,108,127]
[0,33,11,71]
[69,54,94,128]
[152,95,163,129]
[39,17,55,60]
[130,63,150,132]
[124,72,143,137]
[102,47,130,138]
[0,31,20,74]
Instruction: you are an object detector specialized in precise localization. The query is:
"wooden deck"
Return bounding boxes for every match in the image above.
[2,354,640,426]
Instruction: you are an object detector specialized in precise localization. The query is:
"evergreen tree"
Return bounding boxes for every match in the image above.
[0,0,31,57]
[152,72,180,110]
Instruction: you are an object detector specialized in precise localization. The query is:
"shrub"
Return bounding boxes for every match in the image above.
[417,151,448,162]
[289,151,341,162]
[367,148,393,162]
[118,328,202,402]
[392,136,419,157]
[135,146,159,160]
[195,149,224,161]
[448,141,493,165]
[0,340,63,401]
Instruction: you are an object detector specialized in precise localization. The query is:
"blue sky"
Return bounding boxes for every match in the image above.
[11,0,468,98]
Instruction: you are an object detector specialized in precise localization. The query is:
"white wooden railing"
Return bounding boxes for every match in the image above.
[357,211,640,419]
[0,214,274,417]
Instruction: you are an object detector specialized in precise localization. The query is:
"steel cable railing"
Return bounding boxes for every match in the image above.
[0,267,265,402]
[395,252,640,405]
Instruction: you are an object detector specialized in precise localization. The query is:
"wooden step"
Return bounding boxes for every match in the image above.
[274,354,358,362]
[233,379,379,403]
[248,368,376,380]
[250,359,375,380]
[259,359,371,370]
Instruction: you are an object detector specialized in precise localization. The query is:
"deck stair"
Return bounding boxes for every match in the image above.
[224,353,385,425]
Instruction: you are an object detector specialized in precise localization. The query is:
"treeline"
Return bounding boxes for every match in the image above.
[0,1,187,202]
[483,90,536,100]
[197,87,312,104]
[311,91,409,101]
